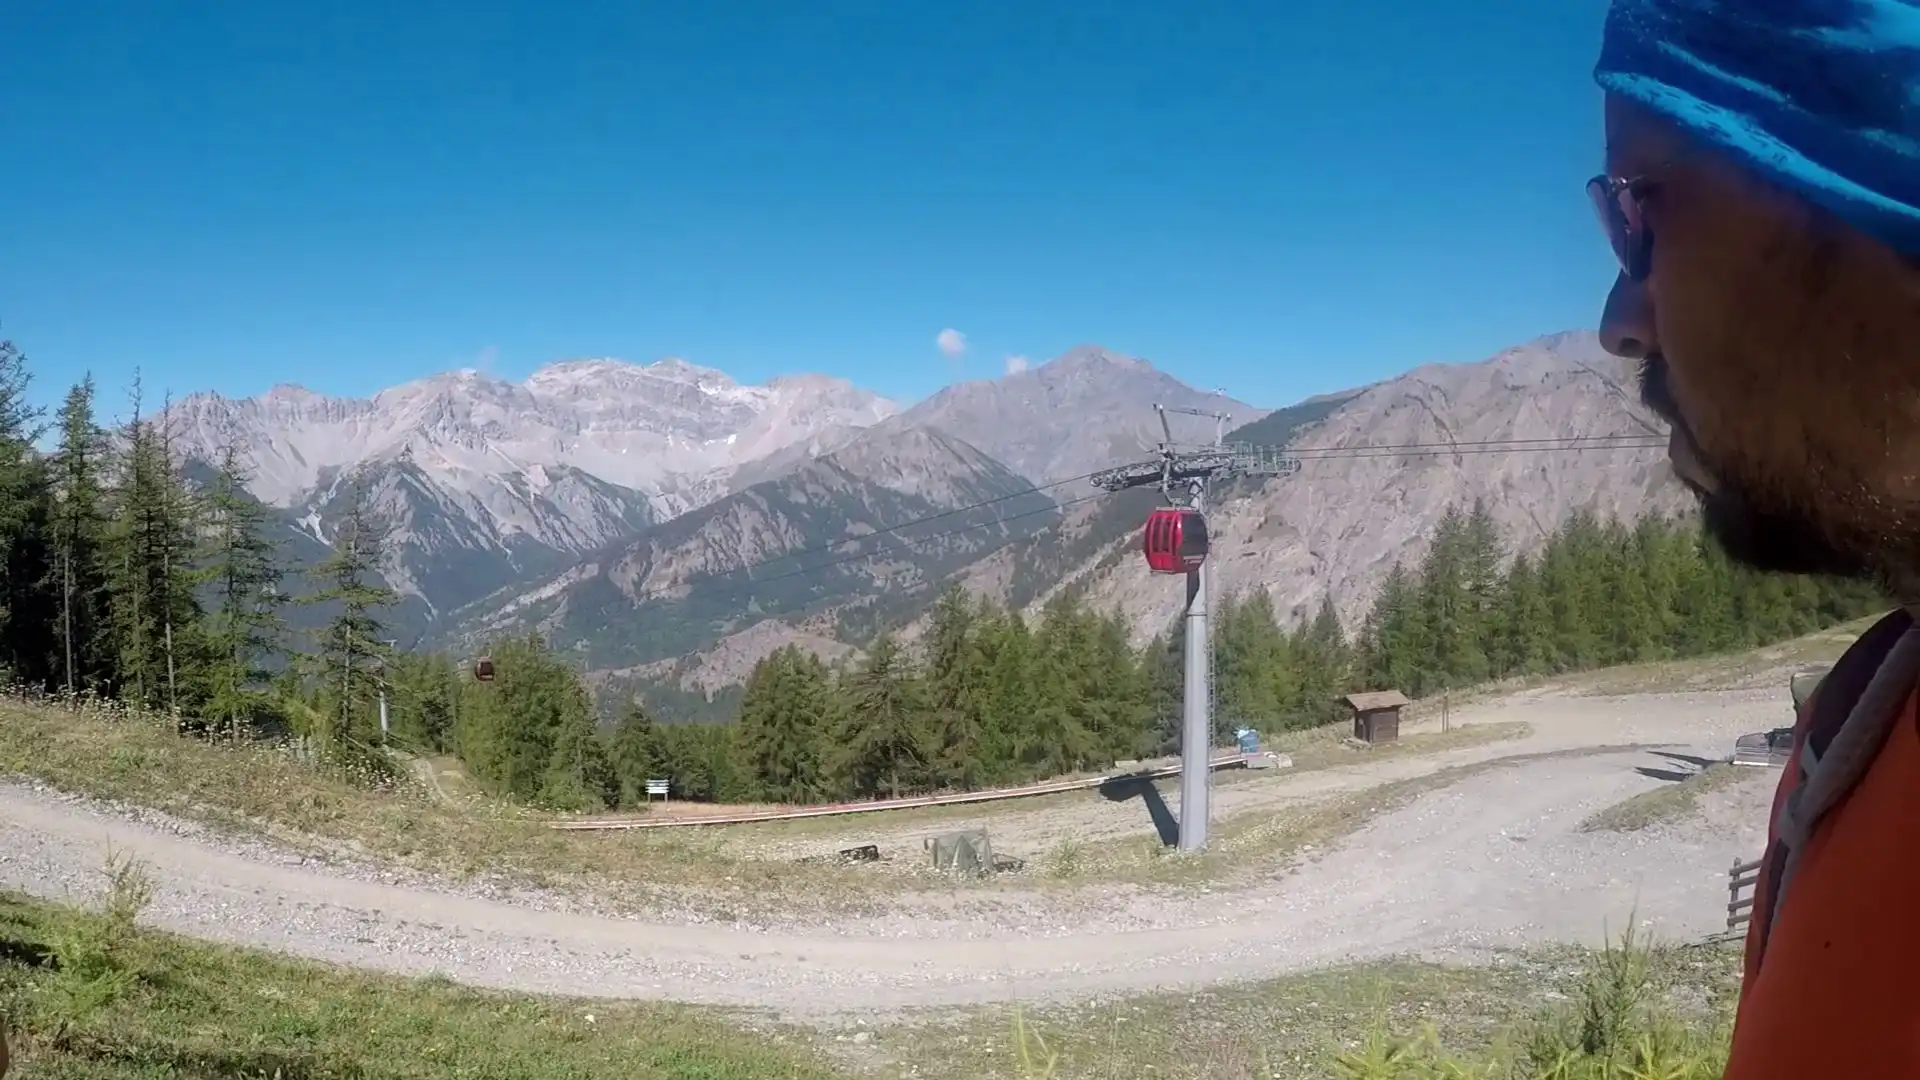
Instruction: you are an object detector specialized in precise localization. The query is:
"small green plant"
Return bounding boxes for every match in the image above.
[1332,924,1732,1079]
[39,847,156,1048]
[1044,838,1086,879]
[1011,1009,1060,1079]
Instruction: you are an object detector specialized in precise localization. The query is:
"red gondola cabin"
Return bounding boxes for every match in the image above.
[473,656,496,682]
[1142,507,1209,574]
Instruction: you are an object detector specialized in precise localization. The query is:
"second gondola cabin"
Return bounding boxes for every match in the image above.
[473,656,496,682]
[1142,507,1209,574]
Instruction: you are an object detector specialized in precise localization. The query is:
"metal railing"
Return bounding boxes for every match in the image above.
[551,751,1263,831]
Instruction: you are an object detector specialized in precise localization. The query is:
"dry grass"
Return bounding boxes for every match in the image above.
[0,857,838,1080]
[1399,616,1872,724]
[1263,718,1528,771]
[710,721,1530,849]
[864,929,1739,1079]
[1,855,1739,1080]
[0,696,1527,913]
[0,694,862,919]
[1580,761,1758,835]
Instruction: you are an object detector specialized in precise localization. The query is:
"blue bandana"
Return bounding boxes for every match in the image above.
[1595,0,1920,253]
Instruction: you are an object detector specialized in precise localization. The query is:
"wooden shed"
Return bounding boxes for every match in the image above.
[1343,690,1410,745]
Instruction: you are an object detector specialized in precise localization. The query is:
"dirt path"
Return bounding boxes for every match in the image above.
[722,686,1780,869]
[0,686,1784,1020]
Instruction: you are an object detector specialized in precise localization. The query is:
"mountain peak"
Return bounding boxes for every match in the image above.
[523,357,743,399]
[642,356,736,387]
[1046,345,1152,374]
[1529,329,1601,353]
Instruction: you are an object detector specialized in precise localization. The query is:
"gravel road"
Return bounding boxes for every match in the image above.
[0,686,1783,1021]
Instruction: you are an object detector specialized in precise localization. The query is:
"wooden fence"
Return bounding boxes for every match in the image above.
[1727,854,1762,933]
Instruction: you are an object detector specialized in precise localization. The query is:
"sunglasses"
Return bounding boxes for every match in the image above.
[1587,172,1654,281]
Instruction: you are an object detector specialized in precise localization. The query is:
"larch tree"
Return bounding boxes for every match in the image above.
[200,441,286,738]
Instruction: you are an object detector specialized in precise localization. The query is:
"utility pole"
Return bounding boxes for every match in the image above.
[377,637,398,741]
[1091,404,1300,852]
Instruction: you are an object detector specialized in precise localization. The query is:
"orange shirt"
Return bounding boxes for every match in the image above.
[1726,618,1920,1078]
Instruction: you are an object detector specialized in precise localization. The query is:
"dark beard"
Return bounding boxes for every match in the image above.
[1638,355,1870,579]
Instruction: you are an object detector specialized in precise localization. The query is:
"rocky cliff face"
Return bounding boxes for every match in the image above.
[648,332,1690,698]
[166,358,901,625]
[895,345,1269,484]
[1032,332,1690,644]
[442,422,1062,670]
[157,332,1685,711]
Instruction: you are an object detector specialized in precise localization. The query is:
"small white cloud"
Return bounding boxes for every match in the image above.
[936,328,967,358]
[1004,354,1029,375]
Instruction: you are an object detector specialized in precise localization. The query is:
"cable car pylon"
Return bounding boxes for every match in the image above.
[1090,404,1301,852]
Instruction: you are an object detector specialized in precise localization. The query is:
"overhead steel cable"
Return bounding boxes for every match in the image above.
[740,493,1110,587]
[693,433,1669,590]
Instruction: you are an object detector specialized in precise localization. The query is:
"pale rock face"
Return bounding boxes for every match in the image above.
[157,333,1688,701]
[172,358,901,511]
[639,332,1694,697]
[895,345,1271,484]
[1041,332,1693,645]
[165,357,903,616]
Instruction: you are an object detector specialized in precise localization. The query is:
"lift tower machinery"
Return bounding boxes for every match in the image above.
[1090,404,1301,852]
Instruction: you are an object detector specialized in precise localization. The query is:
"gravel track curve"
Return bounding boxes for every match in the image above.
[0,686,1784,1020]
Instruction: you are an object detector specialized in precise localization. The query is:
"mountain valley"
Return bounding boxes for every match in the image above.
[162,332,1683,719]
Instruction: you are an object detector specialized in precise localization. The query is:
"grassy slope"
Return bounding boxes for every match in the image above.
[0,694,1529,910]
[0,868,1738,1080]
[0,695,852,920]
[0,874,837,1080]
[1398,614,1872,727]
[1580,761,1759,834]
[860,931,1738,1079]
[0,607,1802,1079]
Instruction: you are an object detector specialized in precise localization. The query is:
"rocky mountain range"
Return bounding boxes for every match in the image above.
[966,331,1688,646]
[169,358,900,621]
[165,345,1249,637]
[165,331,1687,719]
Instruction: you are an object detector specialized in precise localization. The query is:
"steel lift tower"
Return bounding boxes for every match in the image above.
[1090,405,1301,852]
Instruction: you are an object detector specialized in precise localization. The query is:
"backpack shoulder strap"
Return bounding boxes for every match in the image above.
[1800,609,1911,764]
[1748,607,1912,974]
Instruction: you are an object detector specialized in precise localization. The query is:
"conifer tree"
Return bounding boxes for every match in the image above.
[541,682,612,811]
[0,337,56,686]
[200,442,285,737]
[606,700,665,808]
[836,633,928,798]
[977,607,1041,780]
[1028,595,1103,775]
[922,584,987,789]
[304,470,397,751]
[49,377,113,696]
[104,381,204,714]
[385,650,457,752]
[736,646,833,802]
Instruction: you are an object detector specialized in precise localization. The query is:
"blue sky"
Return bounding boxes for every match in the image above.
[4,0,1616,417]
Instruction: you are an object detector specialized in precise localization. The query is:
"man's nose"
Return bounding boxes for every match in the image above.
[1600,273,1657,360]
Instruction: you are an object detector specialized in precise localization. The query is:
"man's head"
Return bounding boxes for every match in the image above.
[1591,0,1920,590]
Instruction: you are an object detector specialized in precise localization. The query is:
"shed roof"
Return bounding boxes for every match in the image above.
[1344,690,1410,712]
